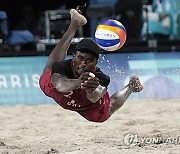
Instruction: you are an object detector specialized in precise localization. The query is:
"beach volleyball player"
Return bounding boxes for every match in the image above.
[39,9,143,122]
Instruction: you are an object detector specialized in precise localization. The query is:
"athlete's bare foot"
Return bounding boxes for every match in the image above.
[128,74,143,92]
[70,9,87,26]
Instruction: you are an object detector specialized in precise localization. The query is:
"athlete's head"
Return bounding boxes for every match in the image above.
[72,38,101,76]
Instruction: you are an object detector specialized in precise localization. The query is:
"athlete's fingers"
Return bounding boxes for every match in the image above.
[81,83,98,89]
[81,80,99,90]
[87,77,99,84]
[81,86,96,93]
[87,76,99,83]
[79,72,98,81]
[81,81,99,88]
[87,76,99,81]
[81,78,99,87]
[85,88,95,93]
[79,72,90,81]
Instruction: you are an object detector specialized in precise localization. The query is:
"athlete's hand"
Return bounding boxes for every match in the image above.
[79,72,100,93]
[79,72,91,81]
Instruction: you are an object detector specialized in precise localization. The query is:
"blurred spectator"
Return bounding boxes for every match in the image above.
[0,10,10,51]
[115,0,143,40]
[0,11,9,42]
[0,10,34,52]
[14,4,40,39]
[143,0,177,39]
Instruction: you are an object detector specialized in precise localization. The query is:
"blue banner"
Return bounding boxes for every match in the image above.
[0,56,52,105]
[98,52,180,99]
[0,52,180,105]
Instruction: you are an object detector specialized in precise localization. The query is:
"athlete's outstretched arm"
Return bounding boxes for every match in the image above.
[43,9,87,72]
[51,73,81,93]
[109,74,143,117]
[51,72,93,93]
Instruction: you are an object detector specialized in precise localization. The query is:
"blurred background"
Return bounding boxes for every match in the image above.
[0,0,180,104]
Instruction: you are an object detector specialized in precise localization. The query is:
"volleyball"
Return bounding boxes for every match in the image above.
[95,19,127,52]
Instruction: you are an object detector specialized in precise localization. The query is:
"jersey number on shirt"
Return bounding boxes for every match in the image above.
[64,91,81,108]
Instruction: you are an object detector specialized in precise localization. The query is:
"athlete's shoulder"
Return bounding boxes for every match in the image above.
[52,59,74,78]
[53,59,71,67]
[95,67,110,87]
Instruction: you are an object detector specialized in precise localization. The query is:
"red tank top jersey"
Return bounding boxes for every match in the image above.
[39,70,110,122]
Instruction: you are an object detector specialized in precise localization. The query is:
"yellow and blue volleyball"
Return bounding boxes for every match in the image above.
[95,19,127,51]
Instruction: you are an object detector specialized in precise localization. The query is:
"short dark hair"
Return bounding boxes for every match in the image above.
[75,38,101,59]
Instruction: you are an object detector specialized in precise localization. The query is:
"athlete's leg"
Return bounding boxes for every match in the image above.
[43,9,87,72]
[109,74,143,117]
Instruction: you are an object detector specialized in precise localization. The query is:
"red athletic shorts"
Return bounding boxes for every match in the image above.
[39,70,111,122]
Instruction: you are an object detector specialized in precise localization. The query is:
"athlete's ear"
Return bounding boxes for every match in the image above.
[91,59,98,72]
[92,66,96,72]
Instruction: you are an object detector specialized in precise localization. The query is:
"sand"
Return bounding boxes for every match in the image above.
[0,99,180,154]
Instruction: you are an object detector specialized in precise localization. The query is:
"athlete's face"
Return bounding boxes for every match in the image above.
[72,51,98,76]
